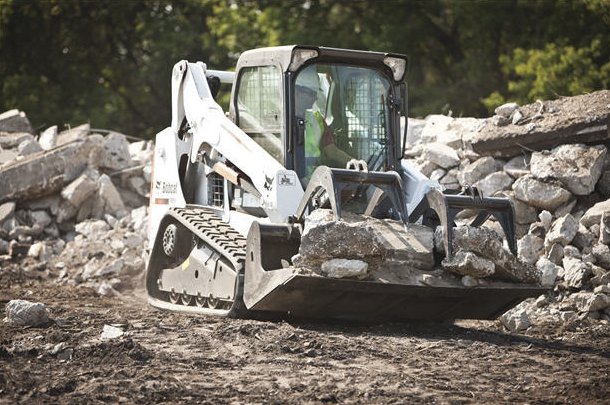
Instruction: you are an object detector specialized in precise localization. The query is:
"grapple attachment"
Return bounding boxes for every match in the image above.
[242,166,543,322]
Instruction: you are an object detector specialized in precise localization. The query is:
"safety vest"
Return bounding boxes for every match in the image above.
[304,109,325,160]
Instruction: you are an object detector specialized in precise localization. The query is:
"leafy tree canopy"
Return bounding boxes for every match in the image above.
[0,0,608,138]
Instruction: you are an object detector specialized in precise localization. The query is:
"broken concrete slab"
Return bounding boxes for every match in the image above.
[0,109,33,133]
[467,90,610,158]
[0,136,102,204]
[293,209,435,274]
[530,144,606,195]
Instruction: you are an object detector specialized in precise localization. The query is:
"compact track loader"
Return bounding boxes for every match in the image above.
[146,45,544,321]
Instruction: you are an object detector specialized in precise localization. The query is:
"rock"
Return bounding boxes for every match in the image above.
[95,258,124,278]
[457,156,497,186]
[572,224,596,250]
[321,258,368,279]
[441,250,495,278]
[4,299,50,327]
[592,244,610,269]
[98,174,127,218]
[420,115,455,144]
[421,142,460,169]
[17,139,43,156]
[0,201,16,227]
[461,275,478,287]
[501,191,538,225]
[56,123,90,146]
[511,109,524,125]
[581,198,610,228]
[545,243,564,265]
[61,171,98,206]
[562,257,592,289]
[503,155,530,178]
[30,210,52,228]
[0,132,34,150]
[536,258,560,287]
[530,144,606,195]
[101,132,133,171]
[474,171,513,197]
[569,292,610,313]
[600,212,610,244]
[545,214,578,247]
[75,219,110,239]
[450,226,540,283]
[500,308,531,332]
[97,282,121,297]
[101,324,124,339]
[512,175,572,211]
[0,109,33,133]
[123,232,143,249]
[38,125,58,150]
[518,234,544,264]
[494,102,519,119]
[539,211,553,231]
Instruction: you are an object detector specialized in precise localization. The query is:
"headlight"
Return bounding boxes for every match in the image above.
[383,56,407,81]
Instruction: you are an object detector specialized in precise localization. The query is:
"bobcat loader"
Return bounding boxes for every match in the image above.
[146,45,544,321]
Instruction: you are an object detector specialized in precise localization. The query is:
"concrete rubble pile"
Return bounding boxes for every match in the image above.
[403,90,610,330]
[0,109,152,295]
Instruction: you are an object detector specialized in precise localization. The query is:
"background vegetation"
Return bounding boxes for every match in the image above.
[1,0,609,138]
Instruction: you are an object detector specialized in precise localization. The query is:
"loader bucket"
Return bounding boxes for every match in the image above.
[244,223,546,322]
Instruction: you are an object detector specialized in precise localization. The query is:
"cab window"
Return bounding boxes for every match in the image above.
[236,66,283,163]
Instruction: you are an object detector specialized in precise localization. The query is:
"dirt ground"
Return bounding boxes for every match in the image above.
[1,265,609,404]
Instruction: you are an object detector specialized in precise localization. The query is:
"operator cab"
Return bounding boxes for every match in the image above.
[230,45,408,187]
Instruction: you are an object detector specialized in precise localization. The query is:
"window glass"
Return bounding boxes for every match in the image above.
[237,66,283,163]
[295,64,391,176]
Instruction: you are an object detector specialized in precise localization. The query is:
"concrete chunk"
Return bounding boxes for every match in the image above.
[61,171,98,206]
[101,132,133,171]
[0,137,102,204]
[17,139,43,156]
[512,175,572,211]
[4,299,50,327]
[38,125,58,150]
[530,144,606,195]
[56,123,90,146]
[321,258,369,280]
[545,214,578,247]
[0,109,33,133]
[421,142,460,169]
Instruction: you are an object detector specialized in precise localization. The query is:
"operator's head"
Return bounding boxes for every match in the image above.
[295,66,319,114]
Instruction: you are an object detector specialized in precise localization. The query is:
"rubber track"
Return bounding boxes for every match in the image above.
[148,205,247,316]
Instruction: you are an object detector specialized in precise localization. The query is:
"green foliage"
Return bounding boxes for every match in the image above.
[0,0,609,137]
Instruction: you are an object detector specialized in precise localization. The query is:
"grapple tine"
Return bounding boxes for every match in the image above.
[422,188,518,257]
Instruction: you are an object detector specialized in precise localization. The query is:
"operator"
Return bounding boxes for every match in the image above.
[295,67,352,174]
